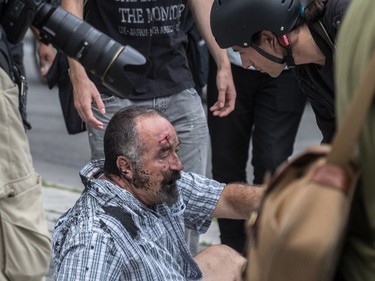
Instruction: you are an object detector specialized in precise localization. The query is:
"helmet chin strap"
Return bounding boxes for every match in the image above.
[250,34,296,68]
[283,48,296,68]
[251,44,285,64]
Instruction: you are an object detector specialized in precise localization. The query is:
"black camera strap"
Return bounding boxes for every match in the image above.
[0,26,14,79]
[0,26,32,129]
[13,62,32,129]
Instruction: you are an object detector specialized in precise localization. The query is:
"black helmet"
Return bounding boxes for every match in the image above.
[210,0,302,49]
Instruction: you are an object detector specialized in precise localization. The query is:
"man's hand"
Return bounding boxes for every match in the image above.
[38,43,56,78]
[209,65,236,117]
[69,65,106,129]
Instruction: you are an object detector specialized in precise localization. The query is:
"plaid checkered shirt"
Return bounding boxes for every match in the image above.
[53,160,225,280]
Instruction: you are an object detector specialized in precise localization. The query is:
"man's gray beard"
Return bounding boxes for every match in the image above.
[132,166,180,206]
[159,183,179,206]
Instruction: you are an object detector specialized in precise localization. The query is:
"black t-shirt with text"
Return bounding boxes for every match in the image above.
[86,0,194,99]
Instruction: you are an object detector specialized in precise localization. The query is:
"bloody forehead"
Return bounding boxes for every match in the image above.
[159,134,170,145]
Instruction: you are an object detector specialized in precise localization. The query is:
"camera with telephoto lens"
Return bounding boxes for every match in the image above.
[0,0,146,97]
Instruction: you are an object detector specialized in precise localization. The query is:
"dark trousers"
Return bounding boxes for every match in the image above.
[207,57,306,254]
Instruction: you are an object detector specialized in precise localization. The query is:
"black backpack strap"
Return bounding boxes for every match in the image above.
[316,20,335,51]
[312,0,352,52]
[308,19,335,55]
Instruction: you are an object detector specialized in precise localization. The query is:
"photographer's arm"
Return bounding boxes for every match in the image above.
[188,0,236,117]
[60,0,105,129]
[212,183,264,219]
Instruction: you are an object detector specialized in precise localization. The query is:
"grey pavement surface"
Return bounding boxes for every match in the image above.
[22,33,322,279]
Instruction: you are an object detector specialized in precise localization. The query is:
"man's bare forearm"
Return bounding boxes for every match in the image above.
[61,0,86,76]
[188,0,230,70]
[212,183,264,219]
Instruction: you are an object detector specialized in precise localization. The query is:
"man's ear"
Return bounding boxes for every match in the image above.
[260,30,277,50]
[116,156,133,180]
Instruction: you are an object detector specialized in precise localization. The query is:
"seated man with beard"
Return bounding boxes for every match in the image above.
[52,105,263,281]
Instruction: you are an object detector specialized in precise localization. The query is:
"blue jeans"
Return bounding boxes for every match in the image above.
[88,88,209,255]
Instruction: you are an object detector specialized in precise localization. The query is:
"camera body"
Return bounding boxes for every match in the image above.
[0,0,146,97]
[1,0,41,44]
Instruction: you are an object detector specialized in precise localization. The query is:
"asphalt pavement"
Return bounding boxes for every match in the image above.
[22,33,322,279]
